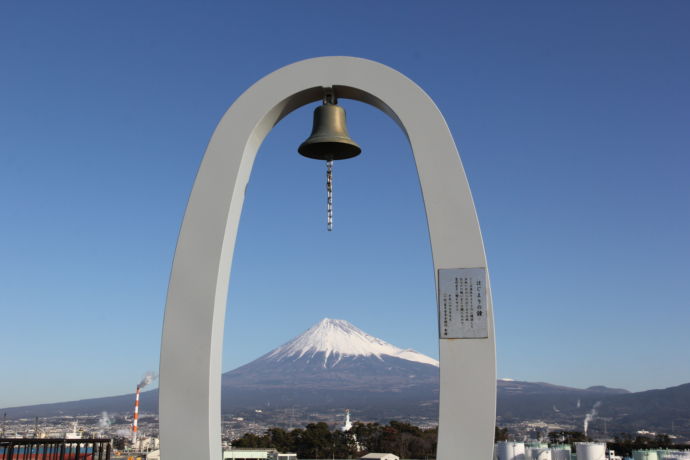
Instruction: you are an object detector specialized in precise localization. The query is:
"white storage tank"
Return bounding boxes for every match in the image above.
[526,442,548,460]
[532,448,552,460]
[633,450,659,460]
[575,442,606,460]
[495,442,526,460]
[551,446,572,460]
[658,451,690,460]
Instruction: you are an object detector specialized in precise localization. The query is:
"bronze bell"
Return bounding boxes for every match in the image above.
[298,102,361,161]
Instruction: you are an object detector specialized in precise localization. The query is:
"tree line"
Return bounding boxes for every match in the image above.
[233,423,686,459]
[231,421,437,459]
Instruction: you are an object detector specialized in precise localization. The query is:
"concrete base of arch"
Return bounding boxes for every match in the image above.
[159,56,496,460]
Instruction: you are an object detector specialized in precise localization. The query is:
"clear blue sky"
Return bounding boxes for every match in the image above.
[1,1,689,408]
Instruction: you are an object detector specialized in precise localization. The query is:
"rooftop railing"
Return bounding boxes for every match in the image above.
[0,438,111,460]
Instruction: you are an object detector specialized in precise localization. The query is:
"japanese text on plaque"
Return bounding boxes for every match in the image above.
[438,268,488,339]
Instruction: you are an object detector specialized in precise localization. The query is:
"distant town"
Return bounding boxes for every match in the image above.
[3,407,689,459]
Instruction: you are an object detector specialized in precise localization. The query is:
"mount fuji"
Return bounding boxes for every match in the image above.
[219,318,440,416]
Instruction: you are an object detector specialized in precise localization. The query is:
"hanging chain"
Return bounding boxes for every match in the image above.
[326,160,333,231]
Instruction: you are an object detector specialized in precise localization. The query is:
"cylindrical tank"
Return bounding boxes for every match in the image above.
[658,451,690,460]
[495,442,526,460]
[526,442,548,459]
[633,450,659,460]
[551,445,572,450]
[575,442,606,460]
[551,446,572,460]
[532,448,552,460]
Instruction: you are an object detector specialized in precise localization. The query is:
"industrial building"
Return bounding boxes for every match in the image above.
[495,441,690,460]
[633,451,690,460]
[360,454,400,460]
[222,448,297,460]
[495,441,605,460]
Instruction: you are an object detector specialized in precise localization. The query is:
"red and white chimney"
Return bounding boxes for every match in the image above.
[132,385,140,444]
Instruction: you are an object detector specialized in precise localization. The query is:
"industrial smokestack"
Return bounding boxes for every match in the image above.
[132,385,140,444]
[131,372,156,446]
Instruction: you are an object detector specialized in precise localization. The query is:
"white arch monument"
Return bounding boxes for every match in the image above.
[159,56,496,460]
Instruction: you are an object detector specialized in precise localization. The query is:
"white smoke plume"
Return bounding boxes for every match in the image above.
[583,401,601,436]
[116,428,131,437]
[98,411,111,429]
[577,399,581,408]
[138,371,158,389]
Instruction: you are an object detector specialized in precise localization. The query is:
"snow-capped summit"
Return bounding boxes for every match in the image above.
[266,318,439,367]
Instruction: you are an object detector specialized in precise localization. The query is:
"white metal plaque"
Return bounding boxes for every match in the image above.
[438,268,488,339]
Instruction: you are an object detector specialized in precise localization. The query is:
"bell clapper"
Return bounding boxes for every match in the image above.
[326,159,333,231]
